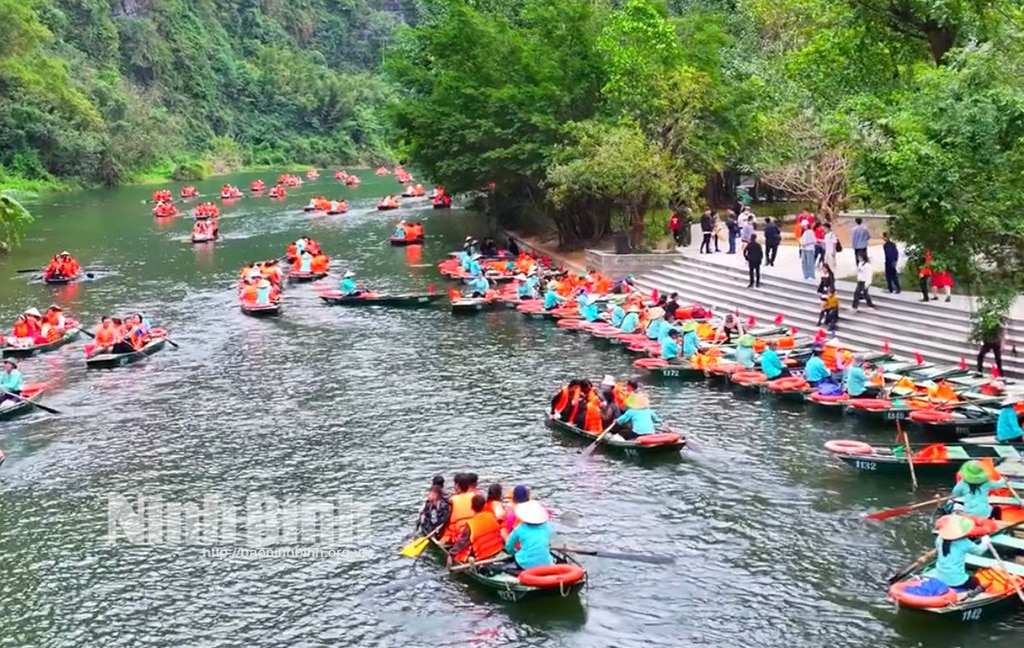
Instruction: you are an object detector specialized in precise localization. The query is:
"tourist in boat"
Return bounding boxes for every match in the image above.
[802,345,833,385]
[716,313,744,344]
[468,274,490,298]
[661,328,682,361]
[132,313,152,335]
[507,237,520,257]
[610,393,660,440]
[92,317,117,355]
[760,339,790,379]
[295,251,314,275]
[0,359,22,403]
[417,480,451,537]
[44,304,66,332]
[681,320,700,358]
[447,494,505,564]
[479,238,498,257]
[735,334,756,369]
[550,379,579,418]
[485,484,505,522]
[932,514,991,591]
[311,253,330,274]
[619,305,641,334]
[597,375,622,422]
[504,500,554,569]
[996,396,1024,442]
[842,356,878,397]
[953,460,1008,520]
[441,473,479,544]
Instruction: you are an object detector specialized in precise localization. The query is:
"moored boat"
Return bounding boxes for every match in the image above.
[2,326,81,358]
[86,336,167,369]
[320,293,444,308]
[0,382,47,421]
[451,297,499,313]
[545,413,685,457]
[826,439,1024,478]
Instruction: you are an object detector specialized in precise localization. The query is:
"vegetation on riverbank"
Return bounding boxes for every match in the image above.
[0,0,411,191]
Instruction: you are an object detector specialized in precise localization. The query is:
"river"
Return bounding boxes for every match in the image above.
[0,171,1019,647]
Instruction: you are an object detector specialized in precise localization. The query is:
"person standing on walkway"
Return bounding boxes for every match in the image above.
[799,225,817,281]
[852,258,875,312]
[977,324,1005,375]
[822,222,839,272]
[882,232,900,293]
[932,267,953,302]
[919,249,934,301]
[669,211,681,246]
[739,215,754,251]
[851,217,870,264]
[813,220,826,266]
[763,217,780,266]
[744,233,763,288]
[699,210,714,254]
[726,212,739,254]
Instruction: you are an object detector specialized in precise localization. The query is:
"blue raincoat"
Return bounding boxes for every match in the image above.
[340,278,358,295]
[803,356,831,383]
[682,331,699,357]
[619,312,640,334]
[952,479,1006,518]
[996,406,1024,442]
[760,348,785,379]
[933,536,987,588]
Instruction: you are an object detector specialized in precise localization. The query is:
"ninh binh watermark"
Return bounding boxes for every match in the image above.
[107,493,373,558]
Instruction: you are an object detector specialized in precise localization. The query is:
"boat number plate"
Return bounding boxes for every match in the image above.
[662,370,680,377]
[955,426,970,434]
[418,297,428,302]
[497,590,519,602]
[853,460,877,471]
[962,608,982,621]
[623,449,639,458]
[884,411,906,421]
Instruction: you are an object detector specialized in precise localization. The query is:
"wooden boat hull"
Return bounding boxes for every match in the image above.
[240,303,281,317]
[43,275,77,285]
[320,293,444,308]
[288,272,329,283]
[2,329,81,358]
[451,298,499,313]
[377,205,399,211]
[191,235,217,244]
[0,384,46,421]
[86,337,167,369]
[390,237,424,246]
[432,202,451,209]
[831,442,1024,477]
[545,413,685,456]
[430,541,587,602]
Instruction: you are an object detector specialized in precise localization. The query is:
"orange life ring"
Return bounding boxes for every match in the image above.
[556,319,584,329]
[767,376,809,392]
[636,432,682,446]
[824,439,874,455]
[809,392,847,403]
[848,398,891,410]
[707,362,738,375]
[518,563,586,587]
[888,580,959,608]
[909,409,955,423]
[962,515,999,538]
[731,371,766,385]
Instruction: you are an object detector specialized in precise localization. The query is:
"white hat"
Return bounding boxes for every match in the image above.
[343,271,356,278]
[586,294,601,305]
[399,219,406,224]
[465,236,472,241]
[60,251,70,256]
[824,337,844,348]
[648,307,665,320]
[472,254,482,260]
[23,307,41,318]
[515,500,549,525]
[600,374,616,387]
[514,273,527,281]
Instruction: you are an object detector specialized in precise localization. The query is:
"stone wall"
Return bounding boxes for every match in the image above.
[585,249,680,276]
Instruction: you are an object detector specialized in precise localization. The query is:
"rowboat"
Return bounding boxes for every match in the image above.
[887,524,1024,623]
[288,271,328,283]
[0,382,47,421]
[826,440,1024,477]
[2,327,81,358]
[320,293,444,308]
[905,404,1004,439]
[240,302,281,317]
[545,413,685,457]
[430,540,587,603]
[43,274,77,285]
[191,233,217,244]
[390,237,424,246]
[451,297,499,313]
[86,337,167,369]
[377,203,399,211]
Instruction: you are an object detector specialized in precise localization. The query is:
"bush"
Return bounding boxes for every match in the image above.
[170,160,212,181]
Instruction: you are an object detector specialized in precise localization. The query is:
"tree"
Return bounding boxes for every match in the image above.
[0,191,34,250]
[547,120,674,248]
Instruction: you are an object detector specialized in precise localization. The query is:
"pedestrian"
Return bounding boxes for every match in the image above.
[739,216,754,250]
[799,224,817,281]
[669,211,682,245]
[977,324,1005,375]
[726,212,739,254]
[882,232,900,293]
[822,222,839,272]
[852,258,875,312]
[744,233,763,288]
[763,217,780,266]
[699,210,714,254]
[819,287,839,330]
[851,217,870,264]
[711,215,721,252]
[816,263,835,298]
[932,267,954,303]
[918,249,934,302]
[813,220,825,266]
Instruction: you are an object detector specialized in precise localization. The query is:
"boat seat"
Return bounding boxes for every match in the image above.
[965,555,1024,576]
[994,446,1023,458]
[991,535,1024,552]
[944,447,971,460]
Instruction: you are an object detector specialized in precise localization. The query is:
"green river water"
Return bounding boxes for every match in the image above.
[0,171,1019,647]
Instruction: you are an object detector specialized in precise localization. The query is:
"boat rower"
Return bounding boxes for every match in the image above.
[609,392,660,441]
[645,307,666,340]
[579,294,601,322]
[255,279,273,305]
[0,358,23,405]
[543,281,565,310]
[618,305,641,334]
[842,355,878,397]
[297,251,314,274]
[760,339,790,379]
[932,514,990,592]
[466,254,483,277]
[503,500,554,570]
[393,220,407,239]
[660,329,682,361]
[468,274,490,298]
[340,271,360,297]
[417,478,451,537]
[735,334,756,369]
[952,460,1007,520]
[996,395,1023,442]
[802,345,833,385]
[681,320,700,358]
[514,274,534,300]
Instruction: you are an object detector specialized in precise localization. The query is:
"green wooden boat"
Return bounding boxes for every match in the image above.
[320,293,444,308]
[240,302,281,317]
[888,527,1024,623]
[451,297,500,314]
[288,271,328,283]
[2,328,81,358]
[829,441,1024,478]
[544,413,686,457]
[86,337,167,369]
[906,404,1003,440]
[431,541,587,602]
[0,383,47,421]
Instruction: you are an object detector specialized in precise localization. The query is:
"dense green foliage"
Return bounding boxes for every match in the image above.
[0,0,410,188]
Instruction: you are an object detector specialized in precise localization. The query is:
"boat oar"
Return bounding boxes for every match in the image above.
[449,555,510,572]
[399,525,443,558]
[864,495,952,521]
[1,390,60,415]
[580,423,614,459]
[987,543,1024,603]
[554,545,675,565]
[79,329,95,339]
[15,268,41,274]
[159,336,180,349]
[896,419,918,490]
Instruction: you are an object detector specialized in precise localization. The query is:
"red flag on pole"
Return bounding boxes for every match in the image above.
[734,307,740,317]
[747,316,756,327]
[651,288,659,303]
[883,339,890,353]
[992,365,1001,379]
[428,284,435,295]
[790,327,798,336]
[774,313,784,325]
[814,329,826,344]
[914,352,923,365]
[959,356,967,370]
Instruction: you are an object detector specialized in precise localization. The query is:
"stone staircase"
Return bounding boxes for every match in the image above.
[634,255,1024,378]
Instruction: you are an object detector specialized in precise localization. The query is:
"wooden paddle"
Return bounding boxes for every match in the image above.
[864,495,952,521]
[886,518,1024,584]
[896,419,918,490]
[554,545,675,565]
[580,423,614,459]
[1,390,60,415]
[79,329,95,339]
[988,542,1024,603]
[15,268,41,274]
[159,336,180,349]
[449,555,510,572]
[399,524,443,558]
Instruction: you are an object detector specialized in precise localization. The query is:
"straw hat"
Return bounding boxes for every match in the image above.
[23,308,41,318]
[936,514,975,541]
[626,392,650,409]
[47,304,62,312]
[515,500,549,525]
[514,273,527,281]
[682,320,697,333]
[465,236,472,242]
[959,460,990,485]
[627,305,641,313]
[4,358,17,368]
[60,251,70,256]
[257,279,270,288]
[343,271,356,278]
[600,374,616,387]
[648,307,665,320]
[739,334,755,347]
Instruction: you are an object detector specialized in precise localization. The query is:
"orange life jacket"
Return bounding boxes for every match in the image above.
[442,491,476,544]
[95,326,115,345]
[566,387,583,423]
[456,511,504,562]
[584,392,602,432]
[12,322,29,338]
[553,386,569,413]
